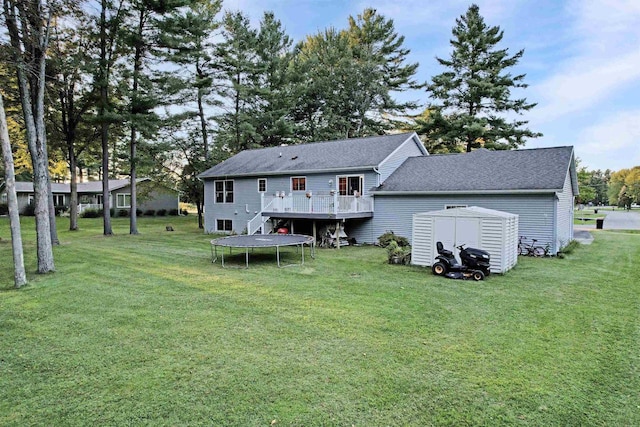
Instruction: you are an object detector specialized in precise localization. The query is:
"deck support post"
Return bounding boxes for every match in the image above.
[336,221,341,249]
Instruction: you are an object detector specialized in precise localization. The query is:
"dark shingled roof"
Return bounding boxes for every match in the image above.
[375,146,575,193]
[12,179,148,194]
[199,133,420,178]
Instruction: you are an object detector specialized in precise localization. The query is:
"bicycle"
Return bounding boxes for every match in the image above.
[518,236,545,257]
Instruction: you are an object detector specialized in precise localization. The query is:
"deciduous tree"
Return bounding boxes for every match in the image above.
[3,0,56,272]
[0,93,26,287]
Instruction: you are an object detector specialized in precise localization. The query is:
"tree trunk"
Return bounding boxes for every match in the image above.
[129,10,145,236]
[69,145,78,231]
[100,0,113,235]
[197,199,203,229]
[0,94,27,288]
[4,0,55,272]
[196,62,209,161]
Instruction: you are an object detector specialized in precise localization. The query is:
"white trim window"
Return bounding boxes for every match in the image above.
[117,193,131,208]
[215,180,234,203]
[291,176,306,191]
[53,194,65,206]
[257,178,267,193]
[217,219,232,231]
[337,175,364,196]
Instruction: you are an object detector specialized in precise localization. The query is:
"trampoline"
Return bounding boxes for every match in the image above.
[211,234,315,268]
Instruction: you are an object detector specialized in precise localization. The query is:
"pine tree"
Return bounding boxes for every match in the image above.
[346,8,421,136]
[421,4,540,152]
[215,11,259,153]
[253,11,294,147]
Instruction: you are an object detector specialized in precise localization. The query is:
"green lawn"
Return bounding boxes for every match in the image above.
[1,216,639,425]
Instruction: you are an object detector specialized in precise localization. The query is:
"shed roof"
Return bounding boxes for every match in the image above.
[375,146,576,194]
[415,206,518,219]
[199,132,424,178]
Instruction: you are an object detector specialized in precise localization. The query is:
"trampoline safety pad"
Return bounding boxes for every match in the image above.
[210,234,315,268]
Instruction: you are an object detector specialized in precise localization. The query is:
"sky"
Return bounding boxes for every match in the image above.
[223,0,640,172]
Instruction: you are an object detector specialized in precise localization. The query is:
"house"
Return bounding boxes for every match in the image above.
[198,132,427,239]
[1,178,179,215]
[369,147,578,253]
[198,133,577,253]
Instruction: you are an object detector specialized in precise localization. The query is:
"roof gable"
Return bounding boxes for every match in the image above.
[198,133,421,178]
[376,146,576,193]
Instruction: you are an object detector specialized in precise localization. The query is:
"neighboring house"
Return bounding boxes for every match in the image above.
[1,178,178,215]
[199,133,578,253]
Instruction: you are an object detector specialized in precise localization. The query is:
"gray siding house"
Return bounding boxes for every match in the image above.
[199,134,577,253]
[369,147,578,253]
[2,178,178,215]
[198,133,427,236]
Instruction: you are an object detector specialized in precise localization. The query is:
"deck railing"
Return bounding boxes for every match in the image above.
[78,203,103,213]
[262,193,373,215]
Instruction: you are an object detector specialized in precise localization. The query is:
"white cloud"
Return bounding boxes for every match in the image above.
[530,0,640,122]
[578,110,640,170]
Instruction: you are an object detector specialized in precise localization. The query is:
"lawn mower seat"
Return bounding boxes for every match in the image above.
[436,241,454,257]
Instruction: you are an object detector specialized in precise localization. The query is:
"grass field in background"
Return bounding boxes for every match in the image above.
[1,216,639,425]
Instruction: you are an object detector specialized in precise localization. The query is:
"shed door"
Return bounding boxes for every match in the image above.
[434,217,456,260]
[456,218,480,249]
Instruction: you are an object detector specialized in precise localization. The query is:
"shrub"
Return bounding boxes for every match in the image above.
[55,205,69,216]
[157,209,167,216]
[22,204,36,216]
[559,240,580,256]
[144,209,156,216]
[180,209,189,216]
[136,209,143,216]
[168,208,179,216]
[118,209,129,217]
[0,203,8,215]
[81,209,101,218]
[377,231,409,248]
[386,240,411,265]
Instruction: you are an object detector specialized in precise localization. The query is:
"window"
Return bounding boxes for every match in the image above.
[215,180,234,203]
[258,178,267,193]
[1,192,7,203]
[117,193,131,208]
[53,194,65,206]
[338,175,363,196]
[28,195,35,205]
[291,177,306,191]
[217,219,232,231]
[445,204,467,209]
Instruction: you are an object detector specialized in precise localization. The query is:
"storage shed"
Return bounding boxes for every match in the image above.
[411,206,518,274]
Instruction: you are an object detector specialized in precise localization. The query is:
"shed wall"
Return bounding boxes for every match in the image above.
[555,170,575,250]
[411,210,518,273]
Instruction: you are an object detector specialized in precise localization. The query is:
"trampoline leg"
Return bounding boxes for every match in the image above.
[301,243,304,265]
[245,247,249,268]
[221,249,225,268]
[277,245,281,268]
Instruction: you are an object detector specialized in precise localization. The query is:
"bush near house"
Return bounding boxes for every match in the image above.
[377,230,410,248]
